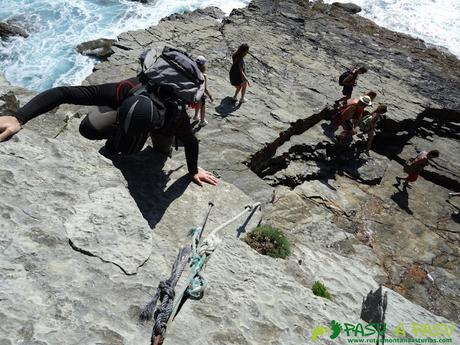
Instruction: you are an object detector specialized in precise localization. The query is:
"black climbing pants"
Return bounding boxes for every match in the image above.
[15,79,139,140]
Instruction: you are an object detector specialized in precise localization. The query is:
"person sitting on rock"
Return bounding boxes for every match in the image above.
[335,95,372,142]
[0,78,218,187]
[358,103,387,155]
[395,150,440,187]
[229,43,251,104]
[193,56,214,127]
[334,66,368,108]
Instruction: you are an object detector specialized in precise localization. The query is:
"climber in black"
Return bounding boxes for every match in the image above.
[0,78,218,186]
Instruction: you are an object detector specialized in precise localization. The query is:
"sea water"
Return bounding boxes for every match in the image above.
[0,0,249,91]
[323,0,460,58]
[1,0,459,91]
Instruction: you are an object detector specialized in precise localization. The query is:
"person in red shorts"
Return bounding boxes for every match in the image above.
[395,150,440,187]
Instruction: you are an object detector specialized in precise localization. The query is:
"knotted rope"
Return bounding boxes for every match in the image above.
[139,245,191,345]
[141,202,261,345]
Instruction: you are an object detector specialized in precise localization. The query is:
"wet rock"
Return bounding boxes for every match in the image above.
[161,7,225,22]
[0,21,28,39]
[76,38,116,60]
[331,2,362,14]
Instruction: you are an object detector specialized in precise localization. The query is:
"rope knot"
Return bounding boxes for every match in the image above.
[158,280,175,300]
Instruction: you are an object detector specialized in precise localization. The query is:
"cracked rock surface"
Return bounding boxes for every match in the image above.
[1,0,460,344]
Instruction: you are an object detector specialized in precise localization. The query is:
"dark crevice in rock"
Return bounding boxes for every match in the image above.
[374,108,460,152]
[249,106,459,190]
[248,106,386,187]
[112,43,132,51]
[68,239,136,276]
[260,140,383,188]
[248,107,331,174]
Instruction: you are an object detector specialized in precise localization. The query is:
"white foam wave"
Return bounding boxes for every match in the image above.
[0,0,249,91]
[323,0,460,57]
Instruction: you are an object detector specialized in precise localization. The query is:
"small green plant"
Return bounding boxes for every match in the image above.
[243,225,290,259]
[312,281,332,300]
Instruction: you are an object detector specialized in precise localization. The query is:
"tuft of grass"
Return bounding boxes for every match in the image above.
[312,281,332,300]
[243,225,290,259]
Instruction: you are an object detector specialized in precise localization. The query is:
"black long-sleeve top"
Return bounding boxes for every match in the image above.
[14,78,199,175]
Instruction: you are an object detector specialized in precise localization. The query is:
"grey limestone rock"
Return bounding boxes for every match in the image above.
[1,0,460,343]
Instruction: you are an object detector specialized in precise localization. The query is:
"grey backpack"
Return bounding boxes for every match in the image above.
[137,46,205,103]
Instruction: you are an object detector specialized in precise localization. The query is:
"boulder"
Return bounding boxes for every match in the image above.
[0,21,28,39]
[331,2,362,14]
[161,7,226,22]
[76,38,116,60]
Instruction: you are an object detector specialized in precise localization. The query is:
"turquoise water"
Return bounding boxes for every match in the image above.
[0,0,249,91]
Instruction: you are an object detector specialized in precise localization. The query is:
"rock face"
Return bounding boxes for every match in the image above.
[331,2,362,14]
[161,7,225,22]
[1,1,460,344]
[0,21,28,39]
[76,38,116,60]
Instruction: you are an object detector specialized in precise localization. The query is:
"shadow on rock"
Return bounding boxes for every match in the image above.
[214,96,241,118]
[321,122,337,140]
[447,200,460,224]
[329,142,373,181]
[100,146,190,229]
[318,177,338,191]
[391,184,413,215]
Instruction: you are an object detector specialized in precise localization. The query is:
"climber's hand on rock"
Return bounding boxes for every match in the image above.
[0,116,22,142]
[192,169,218,186]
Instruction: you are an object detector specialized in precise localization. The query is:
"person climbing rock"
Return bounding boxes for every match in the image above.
[395,150,440,187]
[0,70,218,187]
[358,103,388,155]
[229,43,251,104]
[193,56,214,127]
[331,90,377,128]
[335,66,368,107]
[335,95,372,142]
[338,90,377,110]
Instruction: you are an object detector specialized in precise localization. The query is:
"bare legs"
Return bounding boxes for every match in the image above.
[233,85,242,99]
[233,80,248,102]
[193,100,208,126]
